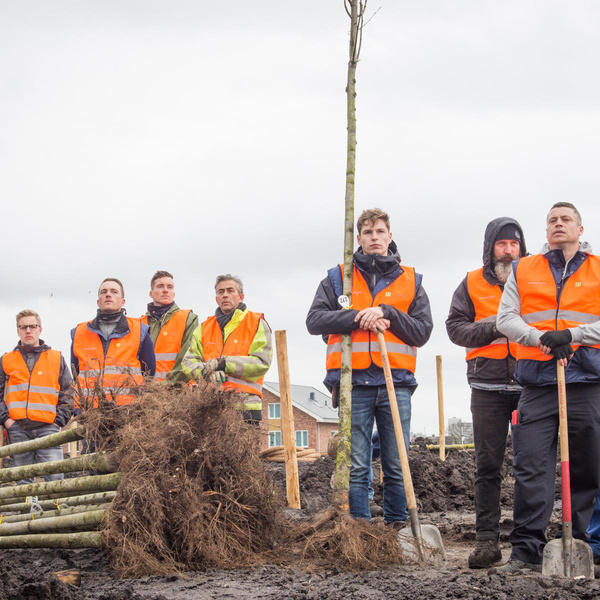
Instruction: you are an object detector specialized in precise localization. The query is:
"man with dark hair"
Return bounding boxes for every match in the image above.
[0,310,73,483]
[446,217,527,568]
[306,208,433,526]
[182,275,272,422]
[493,202,600,573]
[71,278,156,406]
[141,270,198,383]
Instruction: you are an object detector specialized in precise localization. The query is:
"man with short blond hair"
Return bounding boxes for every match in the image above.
[0,310,73,483]
[182,274,272,422]
[141,270,198,383]
[71,278,156,406]
[306,208,433,526]
[493,202,600,573]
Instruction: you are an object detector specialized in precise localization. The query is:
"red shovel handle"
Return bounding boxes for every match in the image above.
[557,362,571,525]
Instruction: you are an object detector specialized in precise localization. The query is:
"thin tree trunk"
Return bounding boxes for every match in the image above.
[0,531,102,549]
[0,452,117,484]
[332,0,366,509]
[0,426,85,459]
[0,509,105,537]
[0,491,117,512]
[0,473,121,501]
[0,503,111,524]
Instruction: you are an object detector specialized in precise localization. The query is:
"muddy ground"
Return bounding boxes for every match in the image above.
[1,440,597,600]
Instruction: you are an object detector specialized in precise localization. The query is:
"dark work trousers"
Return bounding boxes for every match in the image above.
[510,382,600,564]
[470,388,520,541]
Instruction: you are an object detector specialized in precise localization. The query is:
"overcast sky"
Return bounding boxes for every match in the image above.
[1,1,600,436]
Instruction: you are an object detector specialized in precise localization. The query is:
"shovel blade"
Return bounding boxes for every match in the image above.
[398,524,447,566]
[542,538,594,578]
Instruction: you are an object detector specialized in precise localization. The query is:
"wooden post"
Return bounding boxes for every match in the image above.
[436,355,445,461]
[274,330,301,509]
[0,424,4,468]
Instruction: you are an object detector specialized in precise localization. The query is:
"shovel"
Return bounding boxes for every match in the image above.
[542,362,594,578]
[377,331,447,565]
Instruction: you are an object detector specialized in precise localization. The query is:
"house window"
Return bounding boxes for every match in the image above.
[268,403,281,419]
[269,431,282,447]
[296,430,309,448]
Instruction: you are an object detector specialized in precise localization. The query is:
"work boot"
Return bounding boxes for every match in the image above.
[468,540,502,569]
[369,500,383,518]
[488,558,542,575]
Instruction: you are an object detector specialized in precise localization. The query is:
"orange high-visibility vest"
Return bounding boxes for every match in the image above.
[326,264,418,373]
[73,318,144,406]
[515,254,600,362]
[201,311,265,398]
[465,267,517,361]
[142,309,191,382]
[3,349,61,423]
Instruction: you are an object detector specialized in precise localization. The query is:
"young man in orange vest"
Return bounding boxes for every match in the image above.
[71,278,156,407]
[0,310,73,483]
[141,270,198,383]
[446,217,527,568]
[306,208,433,526]
[493,202,600,574]
[182,275,272,423]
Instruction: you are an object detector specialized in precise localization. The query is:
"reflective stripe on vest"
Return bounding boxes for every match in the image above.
[326,264,418,372]
[3,349,61,423]
[464,267,517,360]
[142,309,191,382]
[514,254,600,362]
[73,318,144,406]
[201,311,265,400]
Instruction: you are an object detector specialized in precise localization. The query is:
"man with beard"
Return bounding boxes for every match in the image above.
[306,208,433,526]
[493,202,600,573]
[446,217,527,568]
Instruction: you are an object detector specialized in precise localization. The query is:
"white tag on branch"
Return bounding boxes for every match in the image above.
[337,295,351,310]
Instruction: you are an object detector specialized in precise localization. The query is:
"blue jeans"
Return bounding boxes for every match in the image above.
[349,385,411,523]
[588,489,600,557]
[7,422,64,484]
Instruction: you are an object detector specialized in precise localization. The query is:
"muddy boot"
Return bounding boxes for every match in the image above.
[369,500,383,518]
[468,540,502,569]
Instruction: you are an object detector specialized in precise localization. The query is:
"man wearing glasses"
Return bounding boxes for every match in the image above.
[0,310,74,482]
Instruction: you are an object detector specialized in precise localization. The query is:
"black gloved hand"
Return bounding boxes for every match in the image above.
[550,343,573,360]
[491,324,505,340]
[539,329,572,349]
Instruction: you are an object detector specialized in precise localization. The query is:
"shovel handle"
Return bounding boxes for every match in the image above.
[376,332,417,511]
[557,362,572,526]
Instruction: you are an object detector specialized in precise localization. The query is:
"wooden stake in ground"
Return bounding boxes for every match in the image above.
[274,330,301,509]
[436,355,445,461]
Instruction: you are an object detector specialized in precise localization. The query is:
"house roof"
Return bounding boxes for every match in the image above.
[263,382,339,423]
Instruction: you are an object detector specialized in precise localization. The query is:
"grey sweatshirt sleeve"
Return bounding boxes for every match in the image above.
[496,270,543,347]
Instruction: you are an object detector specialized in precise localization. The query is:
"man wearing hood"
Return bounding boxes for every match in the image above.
[0,310,73,483]
[306,208,433,525]
[141,270,198,383]
[493,202,600,573]
[182,275,272,423]
[446,217,527,568]
[71,278,156,407]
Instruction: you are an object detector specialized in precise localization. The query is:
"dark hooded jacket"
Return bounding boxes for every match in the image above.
[306,240,433,389]
[445,217,527,386]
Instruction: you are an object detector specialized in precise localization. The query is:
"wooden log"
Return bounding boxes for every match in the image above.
[0,491,117,513]
[1,503,111,524]
[0,473,121,501]
[0,531,102,549]
[275,330,301,509]
[0,509,105,536]
[0,427,85,459]
[0,452,117,484]
[53,570,81,586]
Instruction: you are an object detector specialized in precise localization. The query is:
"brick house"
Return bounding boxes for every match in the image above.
[259,382,338,453]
